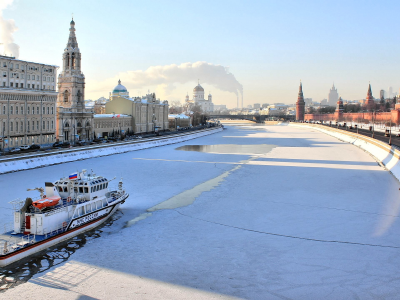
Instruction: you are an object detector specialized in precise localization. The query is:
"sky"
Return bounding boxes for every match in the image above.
[0,0,399,108]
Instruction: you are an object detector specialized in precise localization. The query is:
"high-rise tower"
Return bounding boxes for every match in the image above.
[296,81,305,121]
[328,83,339,106]
[56,19,93,143]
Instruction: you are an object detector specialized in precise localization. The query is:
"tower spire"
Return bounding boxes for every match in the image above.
[67,18,78,49]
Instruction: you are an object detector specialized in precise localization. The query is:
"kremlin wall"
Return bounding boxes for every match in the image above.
[296,83,400,124]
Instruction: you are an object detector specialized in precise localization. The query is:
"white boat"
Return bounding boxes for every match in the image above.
[0,169,128,267]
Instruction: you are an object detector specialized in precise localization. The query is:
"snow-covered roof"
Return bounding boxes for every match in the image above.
[169,114,190,119]
[94,114,131,118]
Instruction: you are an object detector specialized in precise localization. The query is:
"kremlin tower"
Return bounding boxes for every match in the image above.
[335,97,344,121]
[296,81,305,121]
[365,83,375,111]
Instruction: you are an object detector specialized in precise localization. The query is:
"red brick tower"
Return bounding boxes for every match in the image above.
[296,81,305,121]
[335,97,344,121]
[365,83,375,111]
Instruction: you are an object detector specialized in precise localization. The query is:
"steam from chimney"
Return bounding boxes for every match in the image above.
[91,61,243,102]
[0,0,19,58]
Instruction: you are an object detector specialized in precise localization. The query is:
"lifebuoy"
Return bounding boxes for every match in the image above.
[67,197,72,202]
[62,222,67,228]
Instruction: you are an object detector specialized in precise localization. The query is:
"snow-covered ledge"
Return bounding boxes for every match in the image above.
[289,123,400,181]
[0,128,223,174]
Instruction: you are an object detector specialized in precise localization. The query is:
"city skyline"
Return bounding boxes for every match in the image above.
[1,0,399,107]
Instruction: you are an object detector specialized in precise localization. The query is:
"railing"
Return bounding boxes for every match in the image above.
[0,234,36,255]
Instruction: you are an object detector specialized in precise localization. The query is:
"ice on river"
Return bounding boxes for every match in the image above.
[3,123,400,299]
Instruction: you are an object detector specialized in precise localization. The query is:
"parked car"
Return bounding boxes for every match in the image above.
[53,141,63,148]
[9,147,21,153]
[61,142,71,148]
[20,145,30,150]
[29,144,41,150]
[76,140,86,146]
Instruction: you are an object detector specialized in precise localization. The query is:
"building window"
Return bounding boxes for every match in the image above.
[15,83,18,88]
[27,75,30,80]
[27,106,30,114]
[2,72,6,77]
[10,73,13,78]
[64,90,69,102]
[51,107,54,114]
[10,82,13,87]
[47,107,49,114]
[27,121,30,131]
[16,64,19,69]
[36,107,39,114]
[10,122,13,131]
[15,106,18,114]
[21,106,23,114]
[51,120,54,129]
[43,77,46,82]
[20,83,23,88]
[27,84,30,88]
[10,106,13,114]
[32,106,34,114]
[21,74,24,79]
[20,121,23,131]
[2,82,4,87]
[42,121,45,130]
[42,85,45,90]
[47,121,49,130]
[43,107,45,114]
[3,106,5,114]
[16,122,18,132]
[36,121,39,130]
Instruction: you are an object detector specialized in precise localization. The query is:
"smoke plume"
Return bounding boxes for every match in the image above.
[90,61,243,103]
[0,0,19,58]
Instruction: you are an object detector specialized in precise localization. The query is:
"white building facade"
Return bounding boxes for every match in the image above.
[0,55,58,149]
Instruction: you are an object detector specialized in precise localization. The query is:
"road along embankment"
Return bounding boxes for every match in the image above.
[289,123,400,182]
[0,127,223,174]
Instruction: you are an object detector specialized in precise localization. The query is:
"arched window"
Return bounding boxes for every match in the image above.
[77,122,82,127]
[64,90,69,102]
[66,53,70,67]
[71,53,75,68]
[65,122,69,127]
[86,122,90,127]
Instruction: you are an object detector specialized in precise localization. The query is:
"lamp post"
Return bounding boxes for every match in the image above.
[389,115,392,145]
[73,124,76,145]
[372,110,375,139]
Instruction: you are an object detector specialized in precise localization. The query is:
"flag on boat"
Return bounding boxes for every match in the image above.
[69,173,78,180]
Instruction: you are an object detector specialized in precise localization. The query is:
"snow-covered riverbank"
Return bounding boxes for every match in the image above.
[0,127,222,174]
[3,124,400,299]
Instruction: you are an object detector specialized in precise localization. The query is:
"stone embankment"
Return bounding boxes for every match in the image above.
[0,127,223,174]
[289,123,400,181]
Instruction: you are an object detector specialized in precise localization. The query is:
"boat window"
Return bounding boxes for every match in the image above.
[58,186,63,192]
[91,203,96,211]
[79,206,85,216]
[96,185,100,191]
[105,183,108,188]
[97,200,102,209]
[84,187,88,193]
[64,186,68,192]
[79,187,83,193]
[90,187,93,193]
[86,204,91,213]
[64,182,68,184]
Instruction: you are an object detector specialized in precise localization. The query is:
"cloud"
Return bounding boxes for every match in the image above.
[0,0,19,58]
[88,61,243,101]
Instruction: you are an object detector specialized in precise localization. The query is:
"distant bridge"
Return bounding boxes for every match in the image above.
[208,114,295,122]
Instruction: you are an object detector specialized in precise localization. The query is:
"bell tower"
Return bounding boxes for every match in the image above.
[57,18,85,111]
[56,19,93,144]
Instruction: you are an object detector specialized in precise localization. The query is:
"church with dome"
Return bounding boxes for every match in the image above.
[185,82,214,113]
[105,79,169,134]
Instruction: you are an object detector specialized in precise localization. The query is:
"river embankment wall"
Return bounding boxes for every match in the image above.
[289,123,400,181]
[0,128,223,174]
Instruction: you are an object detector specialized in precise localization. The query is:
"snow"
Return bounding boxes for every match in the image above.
[0,128,222,174]
[2,123,400,299]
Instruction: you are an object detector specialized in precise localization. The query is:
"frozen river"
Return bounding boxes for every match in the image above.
[3,122,400,299]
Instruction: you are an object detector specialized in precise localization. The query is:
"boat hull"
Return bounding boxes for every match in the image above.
[0,195,127,267]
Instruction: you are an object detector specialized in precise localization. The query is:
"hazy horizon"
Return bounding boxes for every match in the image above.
[1,0,399,108]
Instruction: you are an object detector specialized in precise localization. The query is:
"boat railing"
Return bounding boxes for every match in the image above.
[1,223,14,235]
[8,198,25,211]
[0,234,36,254]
